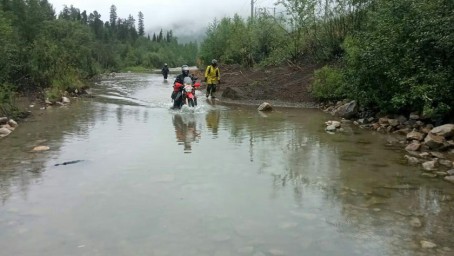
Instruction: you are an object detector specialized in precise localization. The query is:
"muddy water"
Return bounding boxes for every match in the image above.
[1,73,453,256]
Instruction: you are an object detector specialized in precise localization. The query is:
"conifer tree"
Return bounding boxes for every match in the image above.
[138,11,144,36]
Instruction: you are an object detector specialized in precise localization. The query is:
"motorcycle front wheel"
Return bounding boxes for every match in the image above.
[188,98,195,107]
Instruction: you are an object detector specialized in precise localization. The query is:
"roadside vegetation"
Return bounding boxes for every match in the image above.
[0,0,198,117]
[200,0,453,122]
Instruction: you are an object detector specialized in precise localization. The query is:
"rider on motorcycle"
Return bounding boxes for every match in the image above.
[171,65,199,108]
[171,65,190,101]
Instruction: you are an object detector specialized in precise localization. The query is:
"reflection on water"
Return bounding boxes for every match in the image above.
[173,114,201,152]
[205,109,220,136]
[0,73,453,256]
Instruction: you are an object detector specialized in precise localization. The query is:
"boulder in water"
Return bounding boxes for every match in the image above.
[258,102,273,112]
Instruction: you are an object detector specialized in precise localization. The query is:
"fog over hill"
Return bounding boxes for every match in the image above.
[49,0,273,43]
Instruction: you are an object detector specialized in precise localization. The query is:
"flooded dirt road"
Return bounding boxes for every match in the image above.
[1,73,453,255]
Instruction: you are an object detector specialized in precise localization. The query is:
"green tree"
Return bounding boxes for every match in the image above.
[343,0,454,119]
[138,11,144,36]
[158,29,163,42]
[109,4,117,30]
[200,18,231,64]
[0,9,14,84]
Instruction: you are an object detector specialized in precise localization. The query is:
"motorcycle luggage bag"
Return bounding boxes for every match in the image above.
[174,82,183,92]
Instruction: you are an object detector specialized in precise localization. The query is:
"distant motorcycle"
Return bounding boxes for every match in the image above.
[172,76,200,109]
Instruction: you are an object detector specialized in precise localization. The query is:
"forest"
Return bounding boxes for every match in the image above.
[0,0,198,116]
[1,0,453,122]
[200,0,453,121]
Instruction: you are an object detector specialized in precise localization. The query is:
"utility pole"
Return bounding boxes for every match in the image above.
[251,0,254,21]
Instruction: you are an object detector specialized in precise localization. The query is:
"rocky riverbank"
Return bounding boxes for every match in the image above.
[214,65,454,186]
[0,95,75,139]
[321,100,454,185]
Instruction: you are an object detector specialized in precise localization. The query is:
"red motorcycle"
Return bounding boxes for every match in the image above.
[173,76,200,109]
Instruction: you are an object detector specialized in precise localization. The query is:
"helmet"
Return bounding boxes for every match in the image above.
[211,59,217,65]
[181,65,189,76]
[164,63,168,66]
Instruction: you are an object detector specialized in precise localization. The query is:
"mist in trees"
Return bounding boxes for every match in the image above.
[0,1,198,116]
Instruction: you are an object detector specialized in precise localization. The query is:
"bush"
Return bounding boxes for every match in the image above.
[0,83,18,117]
[342,0,454,120]
[45,68,84,102]
[310,66,346,101]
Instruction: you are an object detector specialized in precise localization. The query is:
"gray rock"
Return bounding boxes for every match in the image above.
[422,160,437,171]
[404,155,420,165]
[332,100,358,118]
[0,127,11,137]
[8,119,18,128]
[386,126,394,133]
[421,172,437,178]
[378,117,389,125]
[444,176,454,184]
[325,124,337,132]
[3,124,14,131]
[0,117,7,125]
[419,152,430,158]
[410,217,422,228]
[447,169,454,175]
[388,119,400,127]
[424,133,446,149]
[325,120,341,128]
[394,128,411,135]
[436,171,448,177]
[397,115,407,124]
[421,126,431,134]
[340,119,353,124]
[62,96,70,104]
[410,113,420,120]
[420,240,437,249]
[439,159,453,168]
[430,151,445,159]
[258,102,272,112]
[407,130,425,141]
[430,124,454,138]
[32,146,50,152]
[405,141,421,151]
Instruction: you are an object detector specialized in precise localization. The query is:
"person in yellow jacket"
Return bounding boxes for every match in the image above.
[204,59,221,98]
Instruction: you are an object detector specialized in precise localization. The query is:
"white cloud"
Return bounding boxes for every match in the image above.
[49,0,271,37]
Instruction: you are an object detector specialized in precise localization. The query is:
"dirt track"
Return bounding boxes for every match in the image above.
[194,64,320,108]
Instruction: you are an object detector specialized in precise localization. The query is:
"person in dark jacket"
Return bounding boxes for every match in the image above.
[161,63,170,80]
[171,65,196,109]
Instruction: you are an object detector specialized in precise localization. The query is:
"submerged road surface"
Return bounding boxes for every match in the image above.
[1,73,453,256]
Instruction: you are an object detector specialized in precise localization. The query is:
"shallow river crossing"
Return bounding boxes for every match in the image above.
[0,73,453,256]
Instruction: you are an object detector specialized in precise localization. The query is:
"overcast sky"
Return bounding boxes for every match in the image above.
[49,0,279,38]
